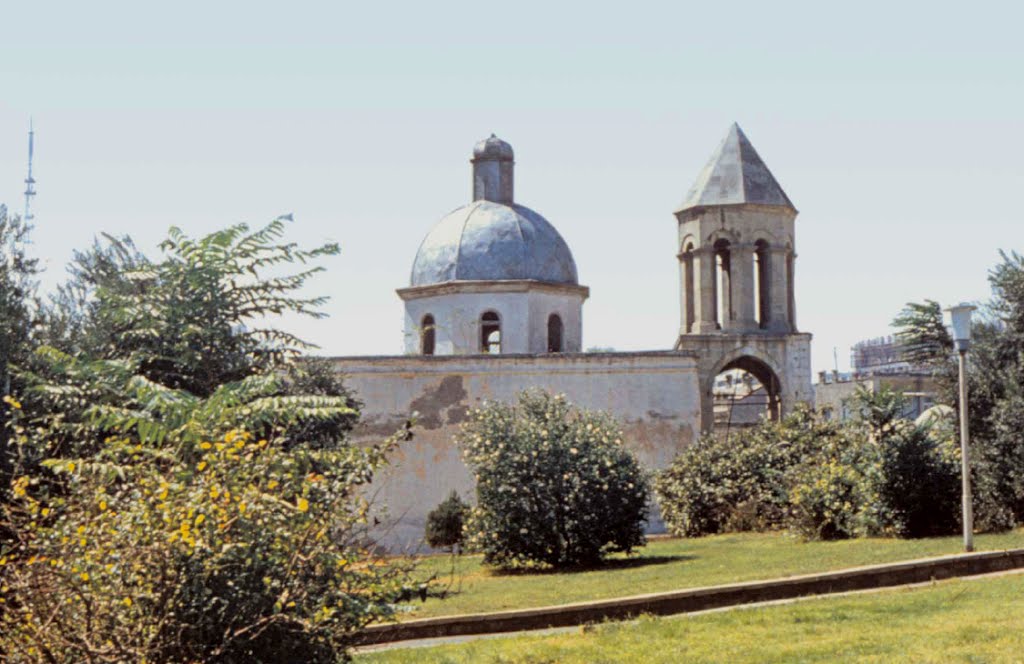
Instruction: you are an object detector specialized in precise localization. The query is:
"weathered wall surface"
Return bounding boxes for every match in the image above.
[329,351,701,550]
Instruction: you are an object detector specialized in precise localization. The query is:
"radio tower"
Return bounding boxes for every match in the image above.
[23,119,36,222]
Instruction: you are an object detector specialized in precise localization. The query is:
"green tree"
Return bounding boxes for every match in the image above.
[851,386,960,538]
[0,206,40,523]
[19,219,353,464]
[1,220,414,662]
[893,251,1024,527]
[425,490,469,552]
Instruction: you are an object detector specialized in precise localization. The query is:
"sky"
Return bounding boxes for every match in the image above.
[0,0,1021,375]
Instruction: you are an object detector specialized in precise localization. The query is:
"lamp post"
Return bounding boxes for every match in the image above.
[946,303,976,553]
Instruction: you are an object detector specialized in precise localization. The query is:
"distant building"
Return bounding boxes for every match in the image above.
[850,336,910,374]
[815,335,938,421]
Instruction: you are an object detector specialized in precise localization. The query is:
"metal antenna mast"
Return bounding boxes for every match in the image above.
[23,119,36,221]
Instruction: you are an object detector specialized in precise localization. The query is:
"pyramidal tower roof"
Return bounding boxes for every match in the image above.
[676,123,795,214]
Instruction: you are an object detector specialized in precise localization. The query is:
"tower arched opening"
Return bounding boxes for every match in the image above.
[754,240,770,329]
[713,239,732,330]
[711,355,782,434]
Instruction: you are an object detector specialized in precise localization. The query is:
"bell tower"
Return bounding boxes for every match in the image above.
[673,123,812,431]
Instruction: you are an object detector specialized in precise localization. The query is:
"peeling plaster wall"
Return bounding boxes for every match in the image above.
[329,351,701,550]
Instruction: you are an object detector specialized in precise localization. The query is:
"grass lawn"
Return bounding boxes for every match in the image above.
[397,529,1024,620]
[361,571,1024,663]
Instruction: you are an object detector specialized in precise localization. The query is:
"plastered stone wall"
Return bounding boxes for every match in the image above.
[330,351,701,550]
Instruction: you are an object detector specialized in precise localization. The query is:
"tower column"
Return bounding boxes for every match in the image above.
[766,246,791,332]
[731,243,757,330]
[694,247,719,333]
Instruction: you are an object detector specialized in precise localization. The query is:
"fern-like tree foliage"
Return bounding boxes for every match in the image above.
[18,219,354,462]
[43,217,339,395]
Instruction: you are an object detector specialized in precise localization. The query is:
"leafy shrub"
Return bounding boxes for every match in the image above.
[425,490,469,552]
[458,391,650,570]
[848,386,961,538]
[1,423,409,663]
[874,422,960,538]
[655,406,836,537]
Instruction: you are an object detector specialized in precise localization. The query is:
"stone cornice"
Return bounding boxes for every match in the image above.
[396,279,590,301]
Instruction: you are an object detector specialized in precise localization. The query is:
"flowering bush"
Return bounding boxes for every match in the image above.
[458,391,650,570]
[655,406,835,537]
[787,458,876,540]
[0,425,409,663]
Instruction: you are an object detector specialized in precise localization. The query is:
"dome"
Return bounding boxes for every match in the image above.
[411,200,579,287]
[473,134,514,161]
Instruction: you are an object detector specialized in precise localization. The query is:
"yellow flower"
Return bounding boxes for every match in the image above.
[99,500,107,511]
[297,497,309,513]
[197,461,207,471]
[210,485,221,499]
[195,514,206,526]
[225,431,237,444]
[122,597,132,607]
[238,502,247,514]
[80,572,89,581]
[267,480,279,490]
[3,395,22,409]
[67,462,76,473]
[200,442,212,450]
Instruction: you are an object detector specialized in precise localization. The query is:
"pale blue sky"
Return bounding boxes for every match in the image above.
[1,1,1021,373]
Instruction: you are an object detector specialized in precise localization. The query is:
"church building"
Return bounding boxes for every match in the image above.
[331,124,812,547]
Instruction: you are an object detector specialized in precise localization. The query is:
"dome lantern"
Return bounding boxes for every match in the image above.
[472,134,514,204]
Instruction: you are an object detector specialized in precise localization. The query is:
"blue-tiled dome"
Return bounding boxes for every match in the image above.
[410,200,579,287]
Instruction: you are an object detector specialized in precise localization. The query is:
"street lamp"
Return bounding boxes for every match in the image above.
[946,302,976,552]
